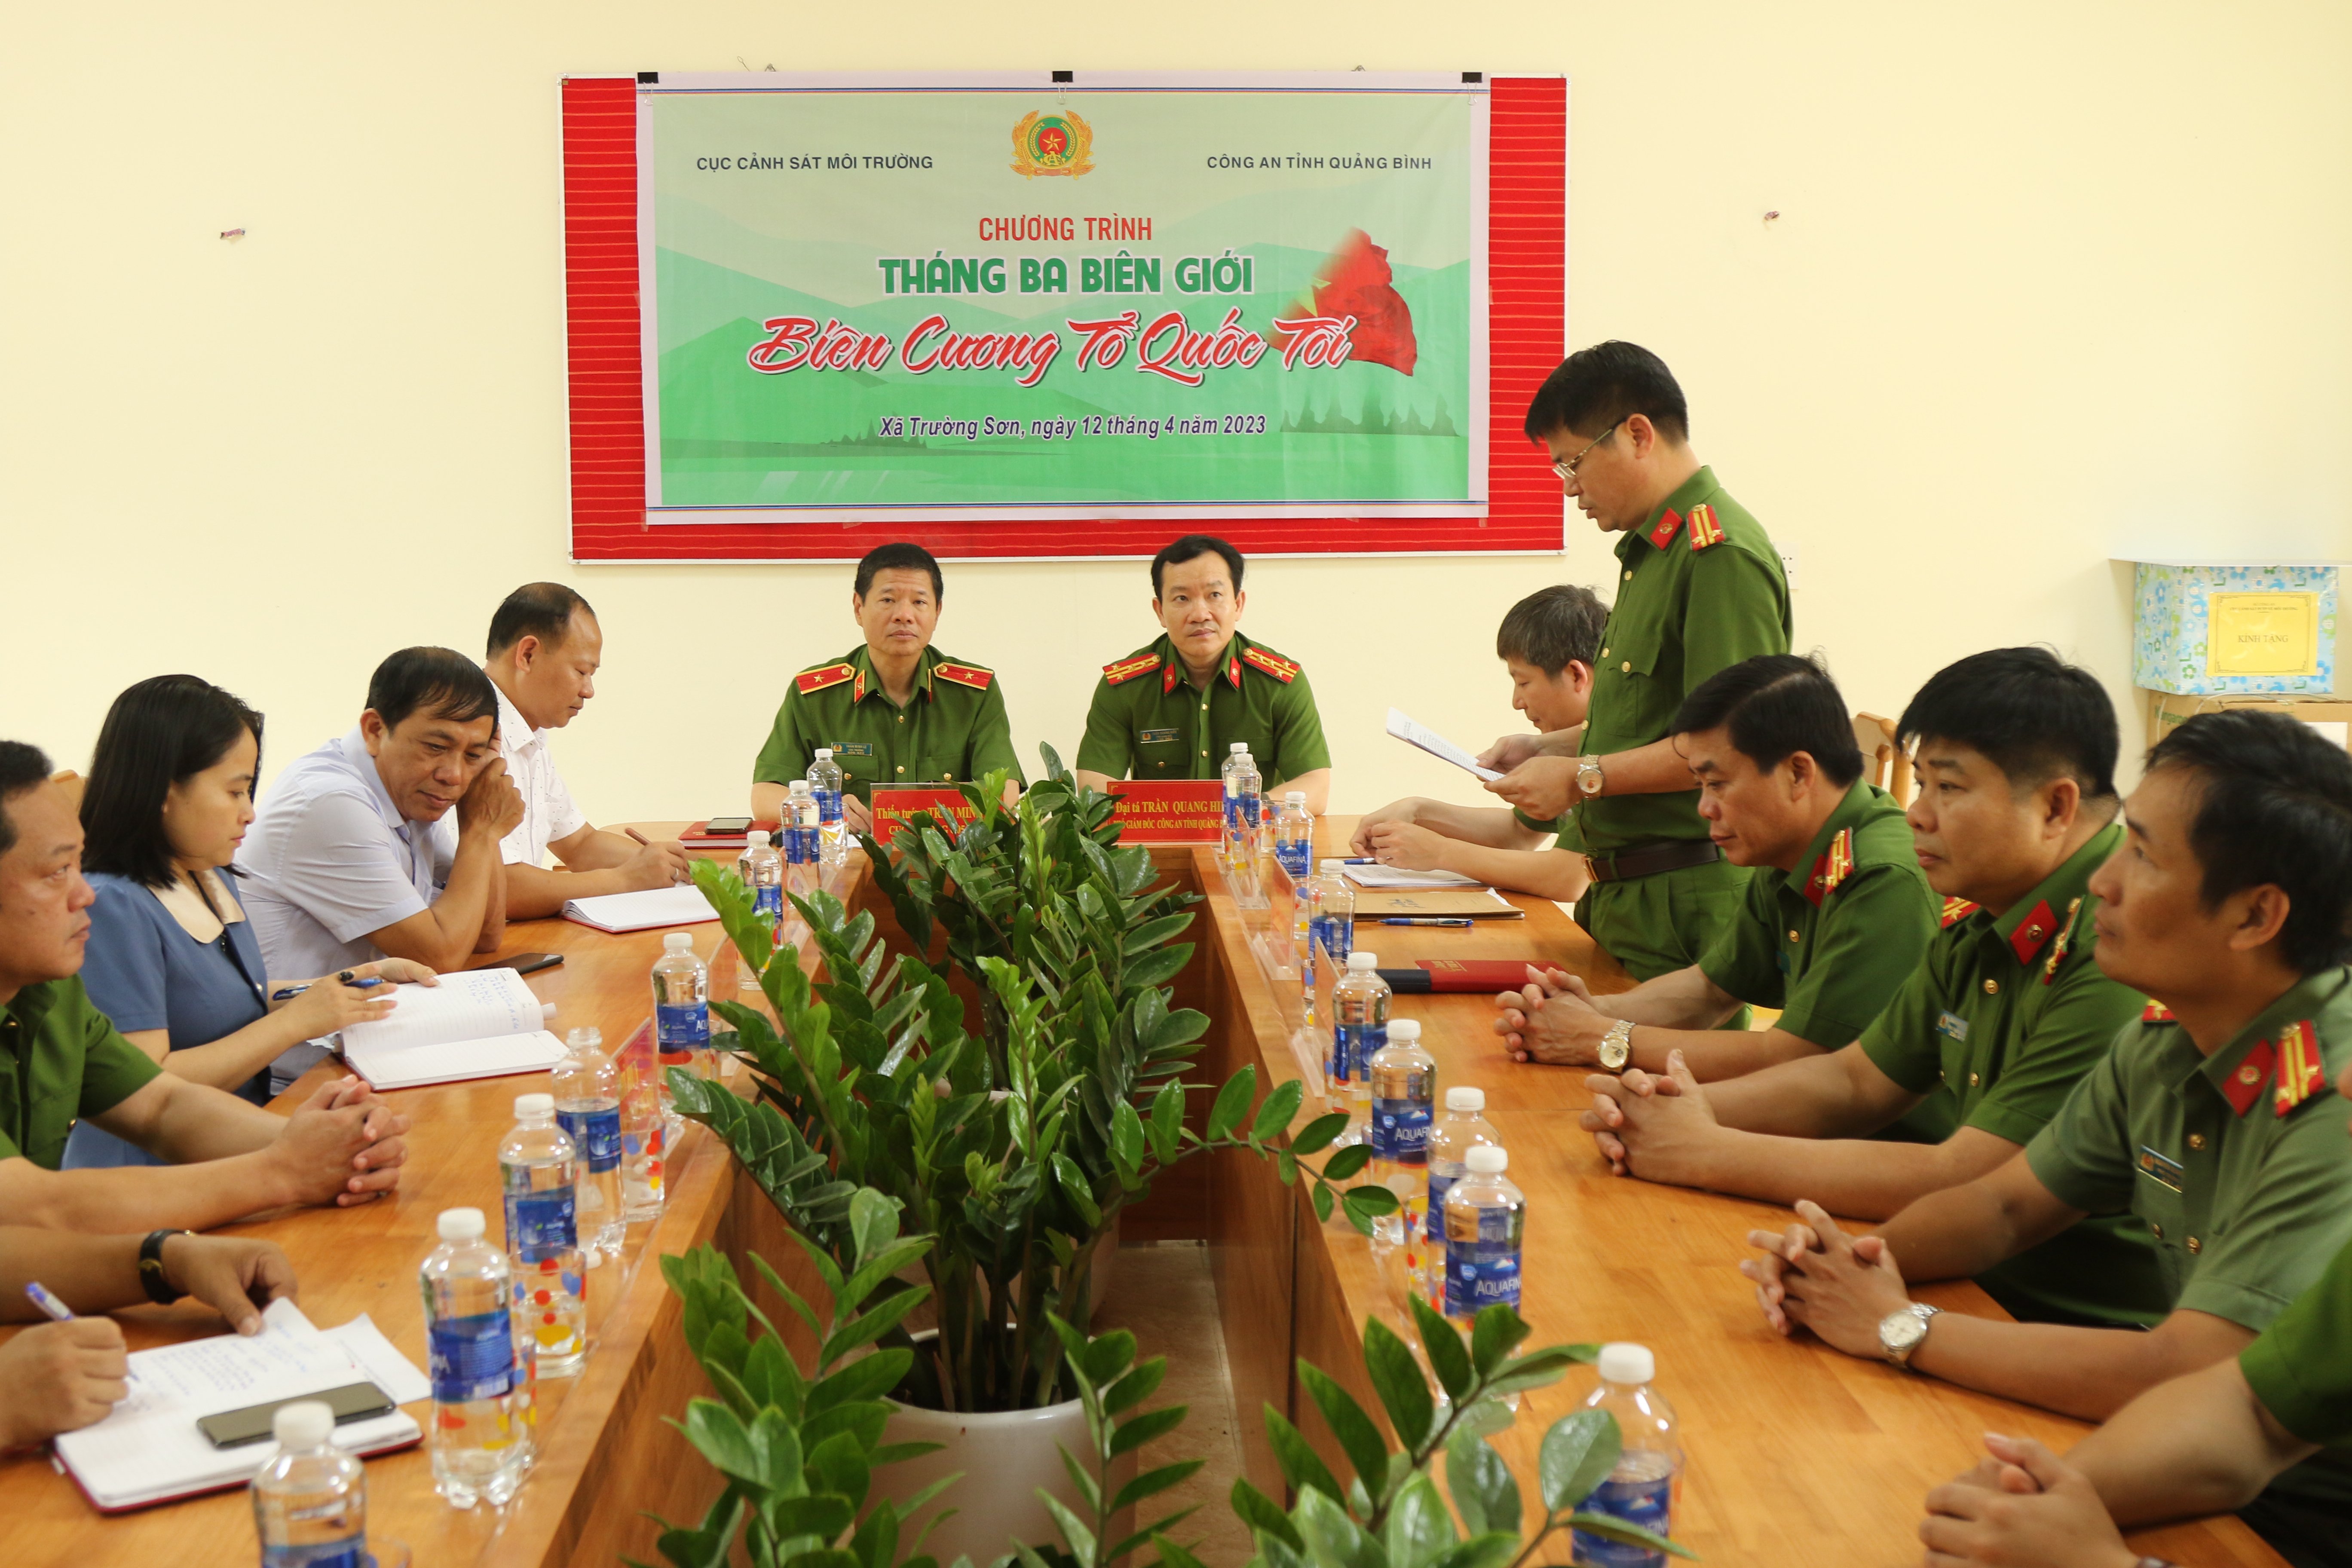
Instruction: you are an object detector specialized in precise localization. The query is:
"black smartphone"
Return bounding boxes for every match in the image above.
[197,1380,396,1449]
[705,815,753,833]
[504,952,564,976]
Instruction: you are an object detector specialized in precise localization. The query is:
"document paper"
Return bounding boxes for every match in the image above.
[335,966,565,1090]
[1386,708,1504,782]
[563,883,720,933]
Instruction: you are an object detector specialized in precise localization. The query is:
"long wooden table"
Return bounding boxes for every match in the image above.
[0,821,2283,1565]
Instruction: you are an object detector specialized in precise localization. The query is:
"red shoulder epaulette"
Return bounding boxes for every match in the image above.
[1102,653,1161,686]
[2142,1000,2175,1023]
[795,662,857,695]
[1240,645,1300,684]
[1940,897,1979,928]
[1686,502,1725,551]
[2040,896,2086,986]
[1801,828,1855,906]
[934,662,994,692]
[2274,1020,2327,1118]
[1646,508,1683,550]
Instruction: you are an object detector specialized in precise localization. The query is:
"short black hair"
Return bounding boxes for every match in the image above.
[1152,535,1245,598]
[0,740,53,860]
[1495,585,1605,673]
[82,676,266,891]
[854,543,943,600]
[366,647,500,733]
[1673,653,1863,787]
[2146,710,2352,974]
[487,582,596,659]
[1899,647,2119,802]
[1522,340,1690,445]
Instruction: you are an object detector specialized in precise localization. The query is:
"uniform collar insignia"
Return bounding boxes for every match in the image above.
[2274,1020,2326,1117]
[1226,652,1242,690]
[2007,900,2058,967]
[2225,1037,2276,1117]
[1646,508,1683,551]
[1801,827,1855,906]
[1940,897,1980,928]
[2142,999,2175,1023]
[1163,661,1180,694]
[853,667,866,701]
[2040,896,2086,986]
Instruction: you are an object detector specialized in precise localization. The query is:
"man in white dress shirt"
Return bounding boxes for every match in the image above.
[463,584,691,919]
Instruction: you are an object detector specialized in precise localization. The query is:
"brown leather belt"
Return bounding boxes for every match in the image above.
[1584,839,1724,884]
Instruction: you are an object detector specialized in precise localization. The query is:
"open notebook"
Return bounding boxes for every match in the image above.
[563,884,719,933]
[55,1298,428,1514]
[337,966,565,1090]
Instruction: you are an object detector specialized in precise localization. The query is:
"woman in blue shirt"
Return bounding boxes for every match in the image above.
[63,676,436,1169]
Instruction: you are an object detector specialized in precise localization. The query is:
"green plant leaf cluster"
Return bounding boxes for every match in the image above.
[1008,1314,1206,1568]
[677,746,1392,1415]
[634,1203,956,1568]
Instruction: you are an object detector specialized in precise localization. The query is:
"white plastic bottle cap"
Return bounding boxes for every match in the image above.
[1446,1086,1486,1112]
[1347,951,1378,971]
[438,1207,487,1242]
[1285,790,1306,804]
[815,748,833,760]
[789,779,810,794]
[1598,1343,1656,1386]
[665,932,693,952]
[1231,742,1250,754]
[515,1092,555,1119]
[745,829,770,846]
[539,1001,557,1020]
[1389,1018,1421,1042]
[1465,1145,1508,1174]
[273,1400,336,1449]
[1320,859,1347,873]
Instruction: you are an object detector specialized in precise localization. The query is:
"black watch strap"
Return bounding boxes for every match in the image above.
[137,1230,188,1305]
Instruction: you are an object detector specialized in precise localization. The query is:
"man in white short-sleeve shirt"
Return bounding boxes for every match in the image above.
[450,584,691,920]
[239,647,522,1079]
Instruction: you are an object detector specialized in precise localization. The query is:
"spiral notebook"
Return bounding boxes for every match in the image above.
[336,966,565,1090]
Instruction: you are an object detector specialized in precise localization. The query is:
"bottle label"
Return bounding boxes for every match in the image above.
[557,1105,622,1173]
[1371,1099,1432,1160]
[1571,1464,1674,1567]
[656,1001,710,1058]
[504,1187,577,1262]
[1275,839,1311,878]
[262,1540,365,1568]
[786,825,821,864]
[1425,1170,1460,1238]
[812,787,843,825]
[1443,1207,1523,1317]
[753,884,784,922]
[1314,915,1353,965]
[1332,1022,1385,1084]
[429,1307,516,1402]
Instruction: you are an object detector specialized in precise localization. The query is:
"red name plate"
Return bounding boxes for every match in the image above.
[1108,780,1224,843]
[870,786,980,844]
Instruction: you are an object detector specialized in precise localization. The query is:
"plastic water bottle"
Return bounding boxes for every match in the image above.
[808,748,848,867]
[1573,1344,1681,1567]
[1442,1145,1523,1328]
[420,1207,532,1507]
[738,829,784,934]
[1297,857,1322,1024]
[1272,790,1314,882]
[1313,860,1355,974]
[1368,1018,1436,1243]
[1221,744,1262,867]
[784,780,822,901]
[651,931,711,1100]
[553,1026,623,1259]
[1330,950,1390,1130]
[499,1094,587,1380]
[1421,1086,1501,1306]
[620,1043,666,1225]
[251,1400,365,1567]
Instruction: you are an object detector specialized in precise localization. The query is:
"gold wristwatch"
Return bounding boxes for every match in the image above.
[1596,1019,1635,1074]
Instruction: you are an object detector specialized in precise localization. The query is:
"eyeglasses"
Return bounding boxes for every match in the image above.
[1549,419,1624,481]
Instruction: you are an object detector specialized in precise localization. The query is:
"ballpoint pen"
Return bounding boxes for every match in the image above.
[271,975,388,1003]
[25,1282,138,1379]
[1380,917,1474,928]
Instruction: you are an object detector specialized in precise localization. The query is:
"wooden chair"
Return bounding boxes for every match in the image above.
[47,769,83,810]
[1852,713,1912,805]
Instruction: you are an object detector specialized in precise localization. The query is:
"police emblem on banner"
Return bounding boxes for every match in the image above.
[1011,111,1095,178]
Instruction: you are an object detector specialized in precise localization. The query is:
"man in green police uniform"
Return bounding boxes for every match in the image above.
[752,543,1023,832]
[1495,653,1936,1081]
[1584,649,2167,1328]
[0,744,410,1232]
[1074,535,1331,810]
[1482,343,1791,981]
[1744,710,2352,1561]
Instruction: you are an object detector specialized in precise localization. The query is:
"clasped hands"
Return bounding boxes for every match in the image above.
[1491,964,1617,1065]
[278,1074,412,1207]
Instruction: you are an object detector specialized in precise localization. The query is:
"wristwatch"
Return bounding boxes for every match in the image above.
[1574,756,1607,798]
[1596,1019,1635,1073]
[1878,1302,1941,1369]
[138,1230,190,1305]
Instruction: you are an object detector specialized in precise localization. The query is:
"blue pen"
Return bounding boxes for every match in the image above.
[1380,917,1474,928]
[25,1283,137,1379]
[1343,857,1378,864]
[271,976,387,1002]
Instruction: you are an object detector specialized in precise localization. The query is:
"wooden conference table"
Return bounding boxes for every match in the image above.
[0,818,2280,1566]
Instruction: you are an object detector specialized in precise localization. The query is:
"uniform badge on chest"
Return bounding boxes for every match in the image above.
[1139,728,1179,745]
[2136,1145,2187,1194]
[1936,1011,1971,1043]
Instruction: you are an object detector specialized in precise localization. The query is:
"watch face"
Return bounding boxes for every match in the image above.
[1881,1309,1928,1354]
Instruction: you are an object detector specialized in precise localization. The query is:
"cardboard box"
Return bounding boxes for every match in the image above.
[2142,689,2352,758]
[2131,562,2338,696]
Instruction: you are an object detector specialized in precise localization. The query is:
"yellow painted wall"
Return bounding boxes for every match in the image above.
[6,3,2349,824]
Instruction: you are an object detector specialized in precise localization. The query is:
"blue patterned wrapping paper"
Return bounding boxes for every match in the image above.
[2132,563,2338,696]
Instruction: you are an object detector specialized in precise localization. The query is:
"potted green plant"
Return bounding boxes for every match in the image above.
[674,753,1389,1565]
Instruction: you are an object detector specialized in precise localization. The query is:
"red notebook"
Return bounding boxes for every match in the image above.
[1400,959,1547,993]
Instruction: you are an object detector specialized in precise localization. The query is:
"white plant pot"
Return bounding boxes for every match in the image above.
[879,1396,1132,1568]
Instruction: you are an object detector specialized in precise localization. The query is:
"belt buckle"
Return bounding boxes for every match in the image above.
[1584,853,1609,883]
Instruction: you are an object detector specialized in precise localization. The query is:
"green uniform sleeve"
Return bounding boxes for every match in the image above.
[1074,681,1132,778]
[2023,1050,2138,1215]
[1679,546,1792,695]
[1857,949,1949,1096]
[966,680,1026,787]
[1964,966,2146,1148]
[75,993,164,1124]
[752,691,812,786]
[2176,1101,2352,1331]
[1773,868,1935,1048]
[1695,873,1785,1011]
[1267,671,1331,785]
[2241,1238,2352,1445]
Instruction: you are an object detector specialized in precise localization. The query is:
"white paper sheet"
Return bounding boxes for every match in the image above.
[341,1028,568,1090]
[1385,708,1505,782]
[563,884,719,932]
[1344,864,1485,889]
[338,967,548,1056]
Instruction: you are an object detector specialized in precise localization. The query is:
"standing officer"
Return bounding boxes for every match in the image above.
[1073,536,1331,811]
[1483,342,1791,980]
[751,542,1022,833]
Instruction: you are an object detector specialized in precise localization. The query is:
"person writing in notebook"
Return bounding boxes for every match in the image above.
[0,742,412,1233]
[64,675,436,1169]
[1349,585,1601,904]
[0,1227,295,1449]
[462,583,692,919]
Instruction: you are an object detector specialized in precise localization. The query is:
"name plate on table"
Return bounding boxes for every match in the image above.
[871,786,980,846]
[1108,780,1224,843]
